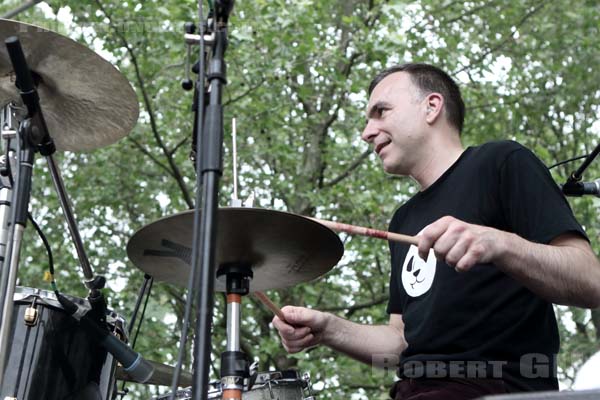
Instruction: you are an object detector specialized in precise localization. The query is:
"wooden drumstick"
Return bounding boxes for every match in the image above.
[254,291,287,322]
[310,217,419,246]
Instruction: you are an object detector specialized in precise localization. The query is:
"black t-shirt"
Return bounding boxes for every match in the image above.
[387,140,587,391]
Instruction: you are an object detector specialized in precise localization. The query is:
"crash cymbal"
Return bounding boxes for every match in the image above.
[0,19,138,151]
[127,208,344,292]
[116,360,193,386]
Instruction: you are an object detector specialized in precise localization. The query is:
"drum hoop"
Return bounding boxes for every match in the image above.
[13,286,128,337]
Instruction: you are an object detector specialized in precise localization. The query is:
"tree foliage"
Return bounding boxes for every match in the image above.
[1,0,599,398]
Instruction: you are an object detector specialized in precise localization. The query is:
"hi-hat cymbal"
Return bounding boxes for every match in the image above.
[0,19,138,152]
[116,360,193,387]
[127,208,344,292]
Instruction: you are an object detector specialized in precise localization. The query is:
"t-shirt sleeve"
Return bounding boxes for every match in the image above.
[499,147,588,244]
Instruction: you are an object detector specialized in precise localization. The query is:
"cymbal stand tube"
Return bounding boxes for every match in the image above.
[0,188,11,268]
[222,294,243,400]
[0,103,18,271]
[0,121,34,387]
[0,224,25,385]
[45,154,95,284]
[218,264,251,400]
[226,296,241,352]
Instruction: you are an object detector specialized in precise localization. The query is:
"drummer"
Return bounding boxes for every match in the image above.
[272,63,600,399]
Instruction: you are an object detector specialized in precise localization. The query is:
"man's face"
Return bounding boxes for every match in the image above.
[361,72,428,175]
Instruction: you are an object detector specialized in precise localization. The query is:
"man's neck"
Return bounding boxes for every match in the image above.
[411,136,464,191]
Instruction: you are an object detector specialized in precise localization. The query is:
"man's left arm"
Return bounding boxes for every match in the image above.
[418,216,600,308]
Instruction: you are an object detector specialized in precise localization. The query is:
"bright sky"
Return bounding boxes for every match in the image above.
[573,351,600,390]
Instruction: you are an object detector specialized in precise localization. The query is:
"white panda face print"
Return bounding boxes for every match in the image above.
[401,245,437,297]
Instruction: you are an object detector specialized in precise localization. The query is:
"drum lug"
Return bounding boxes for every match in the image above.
[24,298,39,326]
[221,375,244,390]
[302,372,315,400]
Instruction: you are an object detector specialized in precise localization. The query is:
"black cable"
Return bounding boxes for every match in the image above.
[119,276,154,400]
[7,132,58,294]
[131,276,153,350]
[26,211,57,293]
[548,154,590,170]
[170,2,209,398]
[129,275,152,336]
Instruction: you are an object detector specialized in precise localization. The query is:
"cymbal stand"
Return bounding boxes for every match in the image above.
[0,103,20,270]
[0,36,105,386]
[217,263,252,400]
[0,103,22,387]
[0,103,37,386]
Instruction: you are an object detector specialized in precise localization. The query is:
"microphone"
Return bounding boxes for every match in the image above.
[4,36,55,156]
[561,179,600,197]
[56,293,155,383]
[214,0,235,23]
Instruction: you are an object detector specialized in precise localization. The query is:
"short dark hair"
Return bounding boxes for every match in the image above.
[368,63,466,133]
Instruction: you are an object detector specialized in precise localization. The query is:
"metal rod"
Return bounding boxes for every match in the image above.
[0,0,42,19]
[0,224,25,382]
[0,130,30,388]
[572,142,600,182]
[0,188,12,269]
[232,118,238,200]
[191,173,219,400]
[45,154,94,281]
[191,3,230,398]
[226,300,240,352]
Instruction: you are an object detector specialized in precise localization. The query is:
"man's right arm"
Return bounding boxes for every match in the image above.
[272,306,406,368]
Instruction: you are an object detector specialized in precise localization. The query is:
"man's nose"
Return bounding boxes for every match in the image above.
[361,120,378,143]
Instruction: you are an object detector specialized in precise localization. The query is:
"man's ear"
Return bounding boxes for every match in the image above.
[424,93,444,124]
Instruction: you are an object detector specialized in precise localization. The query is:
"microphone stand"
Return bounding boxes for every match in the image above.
[188,2,233,399]
[562,142,600,196]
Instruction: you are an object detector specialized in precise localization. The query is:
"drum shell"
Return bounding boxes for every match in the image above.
[0,288,119,400]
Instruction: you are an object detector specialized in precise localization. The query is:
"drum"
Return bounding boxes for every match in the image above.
[0,286,127,400]
[236,370,314,400]
[154,370,315,400]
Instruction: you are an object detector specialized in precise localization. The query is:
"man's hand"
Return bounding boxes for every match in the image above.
[272,306,330,353]
[418,216,505,272]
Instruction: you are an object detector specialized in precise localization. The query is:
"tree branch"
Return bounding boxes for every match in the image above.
[224,79,265,106]
[453,0,548,75]
[168,137,189,157]
[321,295,389,316]
[127,137,172,176]
[323,149,371,188]
[94,0,194,208]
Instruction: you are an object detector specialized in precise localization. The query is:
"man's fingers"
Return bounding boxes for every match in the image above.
[275,323,312,341]
[280,305,319,326]
[455,243,485,272]
[442,235,471,266]
[418,220,451,260]
[282,333,315,353]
